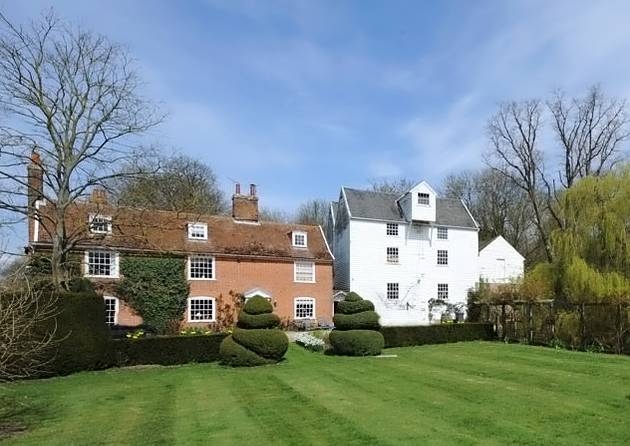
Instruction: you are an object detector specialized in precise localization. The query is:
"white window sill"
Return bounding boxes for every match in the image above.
[188,277,216,281]
[187,319,215,323]
[84,274,119,279]
[294,280,316,284]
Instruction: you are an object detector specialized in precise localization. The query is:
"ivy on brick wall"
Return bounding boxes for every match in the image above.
[116,257,189,334]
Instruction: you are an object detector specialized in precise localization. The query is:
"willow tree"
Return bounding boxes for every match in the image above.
[551,167,630,302]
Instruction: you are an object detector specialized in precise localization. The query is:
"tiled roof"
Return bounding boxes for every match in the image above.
[343,187,477,228]
[32,202,333,262]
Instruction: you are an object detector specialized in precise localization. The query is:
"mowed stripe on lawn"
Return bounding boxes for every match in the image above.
[2,342,630,446]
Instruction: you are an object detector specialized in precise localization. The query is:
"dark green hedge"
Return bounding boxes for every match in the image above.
[236,311,280,329]
[46,291,113,376]
[380,323,496,348]
[333,311,381,330]
[232,328,288,360]
[336,299,375,315]
[113,333,227,366]
[329,330,385,356]
[219,335,274,367]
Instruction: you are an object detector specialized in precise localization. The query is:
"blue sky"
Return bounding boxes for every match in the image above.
[5,0,630,214]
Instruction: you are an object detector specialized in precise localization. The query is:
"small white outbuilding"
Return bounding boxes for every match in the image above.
[478,235,524,284]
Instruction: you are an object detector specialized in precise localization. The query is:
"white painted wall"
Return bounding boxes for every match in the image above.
[479,236,524,283]
[347,219,479,326]
[403,182,437,222]
[332,199,351,291]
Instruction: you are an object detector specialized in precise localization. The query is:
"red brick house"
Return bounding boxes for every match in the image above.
[26,156,334,330]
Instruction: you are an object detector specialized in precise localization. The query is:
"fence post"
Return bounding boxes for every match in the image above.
[616,303,622,355]
[527,303,534,344]
[550,300,555,342]
[501,303,506,341]
[580,303,586,350]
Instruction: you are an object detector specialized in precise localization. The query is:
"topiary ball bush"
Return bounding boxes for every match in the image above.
[220,295,288,367]
[329,330,384,356]
[344,291,363,302]
[243,295,273,315]
[232,328,288,360]
[219,336,274,367]
[337,299,375,315]
[333,311,381,331]
[237,311,280,329]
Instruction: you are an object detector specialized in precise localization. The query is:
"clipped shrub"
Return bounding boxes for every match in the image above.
[330,291,383,356]
[219,335,274,367]
[336,299,374,315]
[237,311,280,329]
[113,333,226,366]
[243,296,273,315]
[333,311,380,331]
[220,295,288,367]
[232,328,288,360]
[329,330,384,356]
[344,292,362,302]
[380,323,496,348]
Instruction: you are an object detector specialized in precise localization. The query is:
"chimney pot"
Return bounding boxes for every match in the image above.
[235,183,241,195]
[250,184,256,196]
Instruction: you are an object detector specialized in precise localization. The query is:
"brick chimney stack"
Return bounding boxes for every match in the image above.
[232,182,259,222]
[89,187,108,205]
[27,151,43,209]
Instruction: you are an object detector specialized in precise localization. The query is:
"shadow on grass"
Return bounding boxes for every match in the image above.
[0,392,50,441]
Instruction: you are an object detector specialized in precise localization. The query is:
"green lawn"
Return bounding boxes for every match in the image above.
[2,342,630,445]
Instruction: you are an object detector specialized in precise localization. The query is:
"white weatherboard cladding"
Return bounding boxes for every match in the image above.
[479,236,524,283]
[348,219,478,326]
[407,182,437,223]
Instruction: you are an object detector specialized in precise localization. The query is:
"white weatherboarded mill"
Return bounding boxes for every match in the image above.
[327,181,481,326]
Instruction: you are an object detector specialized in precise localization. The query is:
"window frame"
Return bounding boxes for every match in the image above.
[89,214,112,235]
[437,227,448,240]
[187,255,216,280]
[84,250,119,278]
[386,223,399,236]
[187,222,208,240]
[437,283,449,301]
[104,296,119,325]
[386,247,399,264]
[417,192,430,206]
[187,296,216,322]
[292,231,308,248]
[386,282,399,300]
[294,297,316,320]
[437,249,448,266]
[294,261,316,283]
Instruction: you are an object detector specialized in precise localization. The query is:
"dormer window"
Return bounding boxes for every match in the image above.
[89,214,112,234]
[292,231,307,247]
[188,223,208,240]
[418,193,430,206]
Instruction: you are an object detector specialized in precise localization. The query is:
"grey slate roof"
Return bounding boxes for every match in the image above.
[343,187,478,229]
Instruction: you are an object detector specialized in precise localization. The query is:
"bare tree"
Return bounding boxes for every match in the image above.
[442,168,537,260]
[369,177,417,195]
[548,85,630,188]
[259,207,292,223]
[0,266,60,381]
[294,199,328,227]
[0,12,163,289]
[486,100,554,261]
[113,154,227,214]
